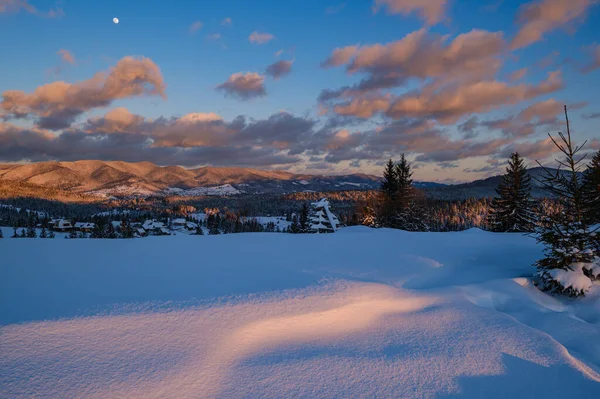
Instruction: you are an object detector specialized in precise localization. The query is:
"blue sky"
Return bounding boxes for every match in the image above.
[1,0,599,182]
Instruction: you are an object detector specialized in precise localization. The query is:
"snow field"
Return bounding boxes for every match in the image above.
[1,227,599,398]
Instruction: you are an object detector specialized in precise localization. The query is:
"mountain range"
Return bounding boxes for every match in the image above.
[0,160,576,199]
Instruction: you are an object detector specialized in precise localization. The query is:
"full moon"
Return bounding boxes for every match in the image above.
[113,17,119,24]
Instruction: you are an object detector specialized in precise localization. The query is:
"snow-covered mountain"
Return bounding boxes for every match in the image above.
[0,160,383,196]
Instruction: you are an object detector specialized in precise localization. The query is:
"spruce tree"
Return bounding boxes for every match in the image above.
[394,154,428,231]
[487,152,537,232]
[20,228,26,238]
[289,214,300,234]
[582,149,600,224]
[48,229,55,238]
[40,227,48,238]
[380,159,398,201]
[534,106,600,296]
[12,227,18,238]
[299,203,310,233]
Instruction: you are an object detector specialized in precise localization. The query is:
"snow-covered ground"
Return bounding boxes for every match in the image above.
[1,227,599,398]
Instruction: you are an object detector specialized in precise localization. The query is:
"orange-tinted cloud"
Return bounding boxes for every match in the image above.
[1,56,166,129]
[216,72,266,100]
[249,31,274,44]
[320,29,506,103]
[511,0,596,50]
[386,71,562,123]
[373,0,448,25]
[57,49,75,64]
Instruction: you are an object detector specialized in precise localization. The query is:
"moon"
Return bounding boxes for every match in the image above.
[113,17,119,24]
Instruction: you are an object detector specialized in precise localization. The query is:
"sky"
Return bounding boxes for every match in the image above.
[1,0,599,182]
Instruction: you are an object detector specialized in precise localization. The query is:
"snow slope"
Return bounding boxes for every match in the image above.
[1,228,599,398]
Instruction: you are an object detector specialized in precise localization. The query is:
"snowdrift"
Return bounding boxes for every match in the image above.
[1,227,599,398]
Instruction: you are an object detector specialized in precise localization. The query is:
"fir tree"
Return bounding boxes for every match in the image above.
[380,159,398,201]
[487,152,537,232]
[120,220,134,238]
[289,214,300,234]
[48,229,55,238]
[299,203,310,233]
[20,228,26,238]
[40,227,48,238]
[195,225,204,235]
[582,149,600,224]
[26,225,37,238]
[533,106,600,296]
[12,227,18,238]
[69,229,78,239]
[0,228,3,238]
[393,154,428,231]
[106,223,118,239]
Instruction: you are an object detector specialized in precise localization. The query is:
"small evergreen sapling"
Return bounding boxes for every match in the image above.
[533,106,600,296]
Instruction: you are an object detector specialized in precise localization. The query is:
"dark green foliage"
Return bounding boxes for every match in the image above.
[380,159,398,201]
[371,154,428,231]
[487,152,537,232]
[582,149,600,224]
[533,106,598,297]
[299,203,310,233]
[39,227,48,238]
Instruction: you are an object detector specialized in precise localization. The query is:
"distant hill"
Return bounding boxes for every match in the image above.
[0,161,580,200]
[423,167,585,200]
[0,160,384,197]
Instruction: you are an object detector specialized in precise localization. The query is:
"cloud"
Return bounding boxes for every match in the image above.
[319,29,506,103]
[206,33,222,41]
[249,31,274,44]
[189,21,203,33]
[0,109,322,167]
[511,0,596,50]
[57,49,75,64]
[582,112,600,119]
[1,56,166,130]
[221,17,232,26]
[325,3,346,14]
[509,68,527,81]
[0,0,63,17]
[321,45,360,68]
[265,60,293,79]
[385,70,563,123]
[581,44,600,73]
[373,0,448,25]
[497,137,558,160]
[216,72,266,100]
[476,99,587,137]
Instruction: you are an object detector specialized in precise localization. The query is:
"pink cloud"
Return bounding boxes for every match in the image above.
[216,72,266,100]
[511,0,596,50]
[373,0,448,25]
[249,31,274,44]
[1,56,166,130]
[57,49,75,64]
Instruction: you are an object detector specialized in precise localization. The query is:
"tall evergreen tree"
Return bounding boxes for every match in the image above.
[394,154,428,231]
[534,106,600,296]
[0,228,3,238]
[487,152,537,232]
[582,149,600,224]
[299,203,310,233]
[380,159,398,201]
[12,227,18,238]
[39,227,48,238]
